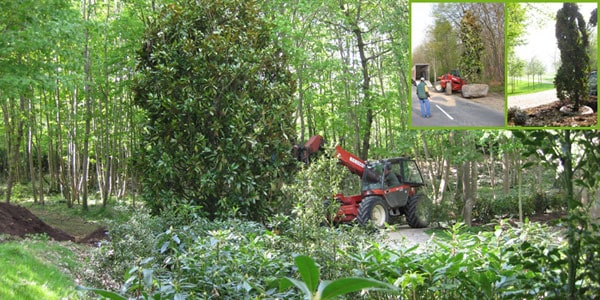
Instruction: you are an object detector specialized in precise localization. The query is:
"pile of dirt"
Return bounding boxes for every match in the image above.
[0,202,75,241]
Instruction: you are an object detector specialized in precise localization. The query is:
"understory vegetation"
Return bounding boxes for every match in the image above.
[70,157,599,299]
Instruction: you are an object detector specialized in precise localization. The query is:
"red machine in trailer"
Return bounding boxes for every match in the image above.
[331,145,431,228]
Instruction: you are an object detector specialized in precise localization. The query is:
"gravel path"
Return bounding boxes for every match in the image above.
[507,89,558,109]
[382,225,433,251]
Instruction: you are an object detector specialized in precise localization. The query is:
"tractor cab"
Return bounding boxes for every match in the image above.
[361,158,424,191]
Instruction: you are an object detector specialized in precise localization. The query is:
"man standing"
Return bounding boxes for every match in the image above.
[416,77,431,118]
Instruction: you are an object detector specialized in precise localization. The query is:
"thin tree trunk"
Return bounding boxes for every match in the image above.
[502,151,510,194]
[27,96,38,204]
[462,160,473,226]
[421,134,437,199]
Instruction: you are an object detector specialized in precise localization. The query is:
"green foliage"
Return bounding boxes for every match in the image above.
[133,0,297,220]
[91,208,165,281]
[554,3,590,110]
[428,19,461,79]
[0,240,80,299]
[281,149,345,226]
[475,191,535,224]
[280,255,397,300]
[458,10,484,82]
[83,205,600,300]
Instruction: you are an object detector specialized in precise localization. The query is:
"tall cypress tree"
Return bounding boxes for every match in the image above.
[555,3,589,111]
[133,0,297,220]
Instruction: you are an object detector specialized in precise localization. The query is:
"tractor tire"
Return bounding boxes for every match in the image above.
[357,197,389,228]
[434,81,444,92]
[445,81,452,95]
[406,193,432,228]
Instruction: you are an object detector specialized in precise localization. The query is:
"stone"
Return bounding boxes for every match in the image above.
[559,105,594,116]
[461,84,489,98]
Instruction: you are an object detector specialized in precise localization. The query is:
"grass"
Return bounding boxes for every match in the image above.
[507,78,555,95]
[0,238,82,299]
[19,197,135,238]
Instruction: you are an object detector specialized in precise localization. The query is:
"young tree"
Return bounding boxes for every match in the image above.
[555,3,590,111]
[133,0,297,220]
[506,3,527,94]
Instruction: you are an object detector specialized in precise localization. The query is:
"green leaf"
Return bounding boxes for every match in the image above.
[294,255,320,293]
[319,277,398,299]
[280,277,312,298]
[76,286,127,300]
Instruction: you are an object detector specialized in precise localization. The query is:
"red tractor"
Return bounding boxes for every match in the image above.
[434,70,466,94]
[330,145,431,228]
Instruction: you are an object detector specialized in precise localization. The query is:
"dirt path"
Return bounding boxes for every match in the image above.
[507,89,558,109]
[382,225,432,251]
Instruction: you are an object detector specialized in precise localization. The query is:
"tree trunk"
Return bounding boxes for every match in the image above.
[562,130,578,299]
[462,160,473,226]
[421,134,437,199]
[502,151,510,194]
[27,96,38,204]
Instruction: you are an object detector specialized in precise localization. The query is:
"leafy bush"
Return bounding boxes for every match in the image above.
[133,0,297,220]
[87,211,600,300]
[475,191,535,223]
[89,208,164,284]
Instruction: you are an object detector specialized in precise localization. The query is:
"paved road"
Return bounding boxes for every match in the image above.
[507,89,558,109]
[411,89,505,128]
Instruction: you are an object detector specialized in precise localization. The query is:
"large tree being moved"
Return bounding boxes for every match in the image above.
[133,0,296,220]
[555,3,590,111]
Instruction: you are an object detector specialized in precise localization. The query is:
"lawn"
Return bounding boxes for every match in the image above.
[507,78,555,95]
[0,238,82,300]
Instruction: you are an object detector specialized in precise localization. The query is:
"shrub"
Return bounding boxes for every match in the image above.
[513,109,527,126]
[133,0,297,220]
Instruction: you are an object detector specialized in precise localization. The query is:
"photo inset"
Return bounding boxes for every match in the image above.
[507,2,597,128]
[411,2,505,128]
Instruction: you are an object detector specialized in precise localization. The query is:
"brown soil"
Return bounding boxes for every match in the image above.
[0,202,107,245]
[509,97,597,127]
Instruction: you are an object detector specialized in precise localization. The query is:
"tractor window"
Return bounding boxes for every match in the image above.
[361,163,383,191]
[402,160,424,185]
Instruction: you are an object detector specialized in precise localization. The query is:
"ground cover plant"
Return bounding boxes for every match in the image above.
[76,156,600,299]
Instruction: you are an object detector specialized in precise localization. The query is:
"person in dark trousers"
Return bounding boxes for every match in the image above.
[416,77,431,118]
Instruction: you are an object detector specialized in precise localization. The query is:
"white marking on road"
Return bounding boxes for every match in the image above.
[435,105,454,120]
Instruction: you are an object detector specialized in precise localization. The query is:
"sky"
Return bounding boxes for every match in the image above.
[410,2,598,73]
[515,3,597,74]
[411,3,434,52]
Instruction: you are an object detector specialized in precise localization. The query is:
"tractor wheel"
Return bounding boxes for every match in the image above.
[445,81,452,95]
[406,193,432,228]
[357,197,388,228]
[434,81,444,92]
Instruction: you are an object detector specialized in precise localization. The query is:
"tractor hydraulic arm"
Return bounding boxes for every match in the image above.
[334,145,365,177]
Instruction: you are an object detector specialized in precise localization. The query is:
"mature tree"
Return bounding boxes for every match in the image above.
[458,10,484,82]
[133,0,296,220]
[426,19,461,79]
[434,3,503,84]
[555,3,590,111]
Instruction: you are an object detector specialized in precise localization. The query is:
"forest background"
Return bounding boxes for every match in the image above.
[1,0,600,298]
